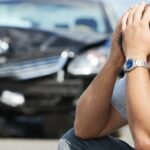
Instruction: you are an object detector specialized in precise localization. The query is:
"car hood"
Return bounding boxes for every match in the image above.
[0,27,111,80]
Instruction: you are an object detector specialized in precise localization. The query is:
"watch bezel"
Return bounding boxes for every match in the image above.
[123,59,135,72]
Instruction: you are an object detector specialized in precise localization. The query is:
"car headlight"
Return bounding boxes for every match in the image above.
[67,47,110,75]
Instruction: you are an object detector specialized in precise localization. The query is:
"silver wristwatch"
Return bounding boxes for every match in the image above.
[123,58,149,72]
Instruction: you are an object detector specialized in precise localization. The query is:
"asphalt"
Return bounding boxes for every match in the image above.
[0,139,58,150]
[0,125,134,150]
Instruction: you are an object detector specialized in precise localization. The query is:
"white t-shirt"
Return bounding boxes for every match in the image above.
[112,77,127,120]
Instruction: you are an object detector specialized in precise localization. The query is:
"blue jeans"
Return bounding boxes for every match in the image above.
[58,128,135,150]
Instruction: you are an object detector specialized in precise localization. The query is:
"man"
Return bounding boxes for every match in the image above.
[58,2,150,150]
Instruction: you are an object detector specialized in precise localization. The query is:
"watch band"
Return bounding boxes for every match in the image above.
[123,58,149,72]
[135,60,148,68]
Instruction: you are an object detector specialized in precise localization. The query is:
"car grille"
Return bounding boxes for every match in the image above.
[0,55,67,80]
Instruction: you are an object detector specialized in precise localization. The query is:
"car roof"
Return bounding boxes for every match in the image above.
[0,0,103,4]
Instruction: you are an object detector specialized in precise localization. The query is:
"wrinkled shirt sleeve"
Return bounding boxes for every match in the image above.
[112,77,127,120]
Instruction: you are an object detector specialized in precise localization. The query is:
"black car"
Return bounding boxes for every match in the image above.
[0,0,117,138]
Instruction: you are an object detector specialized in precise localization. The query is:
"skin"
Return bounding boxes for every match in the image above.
[74,10,128,138]
[75,2,150,149]
[122,3,150,150]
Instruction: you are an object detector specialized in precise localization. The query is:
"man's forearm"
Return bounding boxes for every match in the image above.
[126,67,150,149]
[74,59,119,138]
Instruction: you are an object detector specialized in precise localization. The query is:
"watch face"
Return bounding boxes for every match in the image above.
[126,59,133,69]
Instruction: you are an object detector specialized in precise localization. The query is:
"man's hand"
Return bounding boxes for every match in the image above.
[109,9,132,69]
[109,16,125,69]
[122,3,150,60]
[74,12,133,139]
[122,3,150,149]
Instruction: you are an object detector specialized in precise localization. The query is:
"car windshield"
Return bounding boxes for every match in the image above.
[0,1,110,34]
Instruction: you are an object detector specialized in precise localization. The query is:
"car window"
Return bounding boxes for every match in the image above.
[0,2,111,34]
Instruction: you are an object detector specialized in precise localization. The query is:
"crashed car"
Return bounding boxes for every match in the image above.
[0,0,117,138]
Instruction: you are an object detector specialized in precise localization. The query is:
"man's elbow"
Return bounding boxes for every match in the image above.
[74,126,88,139]
[74,122,91,139]
[74,121,99,139]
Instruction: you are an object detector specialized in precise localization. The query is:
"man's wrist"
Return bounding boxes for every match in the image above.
[124,58,149,72]
[106,58,123,73]
[125,51,147,61]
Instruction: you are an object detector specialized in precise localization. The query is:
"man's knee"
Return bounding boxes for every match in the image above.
[58,128,134,150]
[58,128,81,150]
[58,128,109,150]
[58,138,71,150]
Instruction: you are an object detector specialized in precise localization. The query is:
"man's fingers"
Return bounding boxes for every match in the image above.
[142,5,150,24]
[133,2,146,23]
[122,10,130,31]
[114,9,131,34]
[115,9,130,30]
[127,6,137,25]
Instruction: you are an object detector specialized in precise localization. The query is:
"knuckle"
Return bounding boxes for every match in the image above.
[140,22,145,27]
[132,23,137,27]
[126,25,134,30]
[144,5,150,14]
[145,5,150,11]
[138,22,145,28]
[120,21,123,26]
[121,23,125,30]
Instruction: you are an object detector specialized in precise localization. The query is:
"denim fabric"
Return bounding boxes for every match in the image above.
[58,128,134,150]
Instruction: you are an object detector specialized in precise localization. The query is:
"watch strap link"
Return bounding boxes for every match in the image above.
[135,60,148,68]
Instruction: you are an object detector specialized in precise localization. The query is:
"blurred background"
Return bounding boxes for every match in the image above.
[0,0,148,149]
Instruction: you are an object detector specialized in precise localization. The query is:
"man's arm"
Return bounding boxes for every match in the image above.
[74,11,129,139]
[127,67,150,149]
[74,60,127,139]
[122,3,150,149]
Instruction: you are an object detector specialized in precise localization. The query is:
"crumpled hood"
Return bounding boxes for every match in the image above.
[0,27,111,80]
